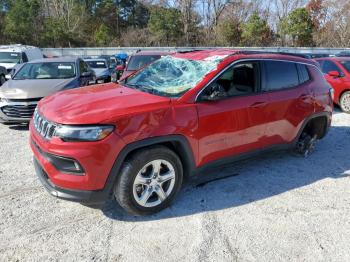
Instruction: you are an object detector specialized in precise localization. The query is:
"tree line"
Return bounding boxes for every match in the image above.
[0,0,349,48]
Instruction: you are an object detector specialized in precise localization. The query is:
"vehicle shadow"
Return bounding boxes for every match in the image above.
[102,125,350,221]
[7,123,29,131]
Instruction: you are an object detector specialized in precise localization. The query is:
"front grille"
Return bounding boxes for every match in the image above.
[7,97,42,103]
[2,104,37,118]
[33,110,58,139]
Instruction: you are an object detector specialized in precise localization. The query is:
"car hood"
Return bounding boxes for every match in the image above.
[0,78,74,99]
[93,68,110,77]
[39,83,171,124]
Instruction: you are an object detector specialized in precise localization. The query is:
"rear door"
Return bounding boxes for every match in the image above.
[261,60,314,145]
[196,60,270,166]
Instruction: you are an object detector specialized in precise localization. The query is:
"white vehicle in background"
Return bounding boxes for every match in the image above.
[0,44,43,80]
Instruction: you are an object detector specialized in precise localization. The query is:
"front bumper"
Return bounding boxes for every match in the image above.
[96,75,110,83]
[34,158,108,204]
[30,120,126,203]
[0,100,37,123]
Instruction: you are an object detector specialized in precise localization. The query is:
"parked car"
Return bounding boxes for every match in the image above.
[0,66,6,86]
[111,53,129,82]
[119,51,172,79]
[85,58,112,83]
[335,51,350,57]
[316,57,350,113]
[0,57,94,123]
[0,44,43,80]
[30,50,333,215]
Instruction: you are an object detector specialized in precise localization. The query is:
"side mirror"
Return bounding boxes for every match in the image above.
[81,71,92,77]
[327,70,341,78]
[200,83,227,101]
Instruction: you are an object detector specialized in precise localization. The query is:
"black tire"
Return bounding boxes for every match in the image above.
[114,146,183,216]
[339,91,350,113]
[0,74,5,86]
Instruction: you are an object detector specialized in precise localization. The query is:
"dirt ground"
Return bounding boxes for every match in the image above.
[1,110,350,261]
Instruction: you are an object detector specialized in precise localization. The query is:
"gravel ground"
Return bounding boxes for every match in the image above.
[1,110,350,262]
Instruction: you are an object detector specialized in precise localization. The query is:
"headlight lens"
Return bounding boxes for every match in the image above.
[0,97,8,103]
[54,125,114,142]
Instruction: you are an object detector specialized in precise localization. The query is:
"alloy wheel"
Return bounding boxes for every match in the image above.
[341,93,350,112]
[132,159,176,208]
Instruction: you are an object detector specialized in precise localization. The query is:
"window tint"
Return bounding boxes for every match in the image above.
[127,55,161,71]
[264,61,299,91]
[321,60,342,74]
[14,62,76,80]
[202,62,259,99]
[79,60,89,73]
[22,52,28,62]
[340,61,350,73]
[297,64,310,84]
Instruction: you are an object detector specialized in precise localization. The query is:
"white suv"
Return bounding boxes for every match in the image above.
[0,44,43,80]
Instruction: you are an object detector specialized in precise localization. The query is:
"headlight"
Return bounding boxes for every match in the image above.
[0,97,8,103]
[54,125,114,142]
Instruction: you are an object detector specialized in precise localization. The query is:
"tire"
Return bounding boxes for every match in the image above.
[339,91,350,113]
[0,75,6,86]
[114,146,183,216]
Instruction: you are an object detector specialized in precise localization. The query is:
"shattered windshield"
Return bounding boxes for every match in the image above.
[124,56,221,97]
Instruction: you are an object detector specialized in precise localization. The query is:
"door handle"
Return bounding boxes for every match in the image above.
[251,101,267,108]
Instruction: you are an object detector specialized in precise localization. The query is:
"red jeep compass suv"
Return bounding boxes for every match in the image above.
[30,50,333,215]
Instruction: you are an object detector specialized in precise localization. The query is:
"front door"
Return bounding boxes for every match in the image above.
[196,61,270,166]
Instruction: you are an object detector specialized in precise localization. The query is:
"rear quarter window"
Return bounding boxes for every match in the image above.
[263,61,299,91]
[297,64,311,84]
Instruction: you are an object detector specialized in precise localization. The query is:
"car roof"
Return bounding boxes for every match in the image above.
[131,51,172,56]
[0,44,39,52]
[171,49,318,66]
[29,57,78,63]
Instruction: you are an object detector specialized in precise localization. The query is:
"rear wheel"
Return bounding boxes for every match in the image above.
[339,91,350,113]
[295,132,317,157]
[114,146,183,216]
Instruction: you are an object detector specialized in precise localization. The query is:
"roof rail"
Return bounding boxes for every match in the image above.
[238,50,313,59]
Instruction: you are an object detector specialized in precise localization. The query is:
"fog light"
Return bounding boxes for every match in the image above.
[46,154,85,175]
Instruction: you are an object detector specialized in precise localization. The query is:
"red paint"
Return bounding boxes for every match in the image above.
[316,57,350,104]
[30,50,332,191]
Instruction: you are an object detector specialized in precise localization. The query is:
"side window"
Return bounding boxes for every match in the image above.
[297,64,310,84]
[22,52,28,63]
[321,60,342,74]
[202,61,259,100]
[263,61,299,91]
[79,61,89,73]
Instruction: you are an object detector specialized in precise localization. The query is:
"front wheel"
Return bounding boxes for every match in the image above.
[339,91,350,113]
[114,146,183,216]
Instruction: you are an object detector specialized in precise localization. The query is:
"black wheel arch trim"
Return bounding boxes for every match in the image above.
[101,134,197,199]
[292,111,331,145]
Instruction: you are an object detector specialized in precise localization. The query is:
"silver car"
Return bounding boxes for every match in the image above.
[0,57,95,123]
[84,58,112,83]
